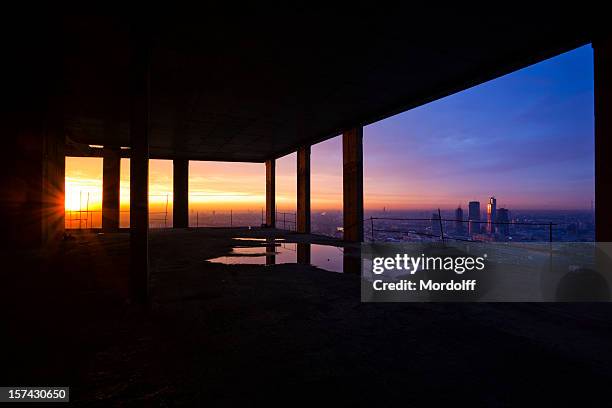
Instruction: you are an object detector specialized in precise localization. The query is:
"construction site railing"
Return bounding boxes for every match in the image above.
[191,209,268,228]
[275,211,297,231]
[66,193,171,229]
[366,212,556,243]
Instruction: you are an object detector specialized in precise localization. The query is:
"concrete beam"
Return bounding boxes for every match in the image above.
[343,127,364,242]
[265,159,275,227]
[595,37,612,241]
[129,25,150,303]
[173,158,189,228]
[102,147,121,232]
[297,146,311,233]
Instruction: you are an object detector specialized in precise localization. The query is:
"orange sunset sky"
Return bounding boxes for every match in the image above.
[65,137,345,216]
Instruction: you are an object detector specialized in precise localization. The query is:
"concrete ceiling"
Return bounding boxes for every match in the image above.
[58,10,599,162]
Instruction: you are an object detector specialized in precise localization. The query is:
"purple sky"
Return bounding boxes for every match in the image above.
[276,45,595,211]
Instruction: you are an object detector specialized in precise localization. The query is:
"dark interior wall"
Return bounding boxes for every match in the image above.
[1,113,43,248]
[1,17,64,249]
[1,99,65,249]
[595,37,612,241]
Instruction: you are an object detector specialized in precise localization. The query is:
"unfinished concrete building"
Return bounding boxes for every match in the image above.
[2,11,612,404]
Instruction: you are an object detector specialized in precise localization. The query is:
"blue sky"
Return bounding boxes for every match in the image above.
[275,44,595,211]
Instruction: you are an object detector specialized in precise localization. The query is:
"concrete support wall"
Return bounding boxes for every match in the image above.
[41,115,66,244]
[102,147,121,232]
[297,146,311,233]
[265,159,275,227]
[1,20,64,250]
[173,158,189,228]
[343,127,364,242]
[266,238,276,265]
[595,37,612,241]
[0,106,65,249]
[2,116,42,249]
[129,27,150,303]
[297,243,311,265]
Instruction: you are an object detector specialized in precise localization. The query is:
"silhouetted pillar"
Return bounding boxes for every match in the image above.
[41,115,65,244]
[129,26,150,303]
[266,237,276,265]
[173,158,189,228]
[297,243,311,265]
[595,37,612,241]
[343,127,364,242]
[2,109,65,250]
[265,159,275,227]
[297,146,311,233]
[0,20,63,250]
[343,245,362,274]
[1,21,63,249]
[102,147,121,232]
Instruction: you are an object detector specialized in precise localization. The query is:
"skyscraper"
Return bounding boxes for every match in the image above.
[496,208,510,236]
[455,206,464,234]
[468,201,480,235]
[487,196,497,234]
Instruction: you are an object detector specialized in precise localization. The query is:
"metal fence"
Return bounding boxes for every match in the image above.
[149,195,170,228]
[65,193,172,229]
[366,211,556,243]
[276,211,296,231]
[191,210,238,227]
[65,191,99,229]
[188,209,296,229]
[191,208,258,228]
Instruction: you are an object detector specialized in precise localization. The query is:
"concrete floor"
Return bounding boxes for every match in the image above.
[3,228,612,405]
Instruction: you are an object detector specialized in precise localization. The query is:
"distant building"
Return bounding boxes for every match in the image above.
[487,197,497,234]
[468,201,480,235]
[455,206,464,234]
[496,208,510,236]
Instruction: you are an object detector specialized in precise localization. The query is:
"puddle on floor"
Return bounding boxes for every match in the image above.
[208,241,353,273]
[233,237,286,242]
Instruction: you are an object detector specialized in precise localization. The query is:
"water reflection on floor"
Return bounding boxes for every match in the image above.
[207,239,353,273]
[233,237,286,242]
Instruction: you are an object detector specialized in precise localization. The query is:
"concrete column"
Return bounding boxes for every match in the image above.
[343,245,362,274]
[14,118,45,249]
[173,158,189,228]
[1,20,64,250]
[343,127,364,242]
[297,146,311,233]
[102,147,121,232]
[297,243,311,265]
[266,237,276,265]
[595,37,612,241]
[265,159,276,227]
[129,25,150,303]
[41,115,65,244]
[1,104,64,249]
